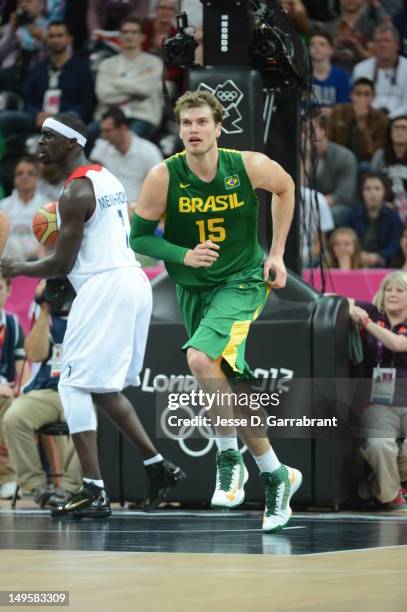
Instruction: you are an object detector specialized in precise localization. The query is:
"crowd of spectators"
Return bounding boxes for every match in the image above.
[294,0,407,274]
[0,0,203,254]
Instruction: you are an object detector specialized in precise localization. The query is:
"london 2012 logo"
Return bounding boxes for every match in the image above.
[198,80,244,135]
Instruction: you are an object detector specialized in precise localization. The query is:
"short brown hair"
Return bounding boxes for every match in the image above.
[120,16,144,31]
[174,90,224,124]
[309,30,333,47]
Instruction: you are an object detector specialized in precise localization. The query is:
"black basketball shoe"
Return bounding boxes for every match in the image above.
[51,482,111,518]
[142,460,186,511]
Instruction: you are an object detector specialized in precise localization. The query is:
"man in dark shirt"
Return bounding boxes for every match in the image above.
[0,20,94,140]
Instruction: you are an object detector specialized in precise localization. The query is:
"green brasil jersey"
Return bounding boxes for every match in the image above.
[164,148,264,288]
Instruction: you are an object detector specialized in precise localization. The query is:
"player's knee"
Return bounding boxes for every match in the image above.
[58,384,97,434]
[187,348,213,377]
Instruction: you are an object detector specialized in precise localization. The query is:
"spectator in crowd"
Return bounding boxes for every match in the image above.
[328,77,389,165]
[327,226,364,269]
[371,114,407,223]
[143,0,176,56]
[90,106,163,204]
[0,0,48,94]
[310,31,350,112]
[348,270,407,509]
[0,274,30,500]
[307,114,358,226]
[87,0,150,35]
[2,280,82,508]
[352,24,407,117]
[345,171,403,266]
[390,225,407,268]
[323,0,387,73]
[280,0,310,35]
[94,17,163,140]
[0,20,95,140]
[142,0,181,90]
[0,156,48,261]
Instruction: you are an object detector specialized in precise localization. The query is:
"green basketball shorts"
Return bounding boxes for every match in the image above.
[176,262,269,378]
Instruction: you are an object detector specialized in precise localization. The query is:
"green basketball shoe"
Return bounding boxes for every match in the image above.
[211,449,249,509]
[261,465,302,533]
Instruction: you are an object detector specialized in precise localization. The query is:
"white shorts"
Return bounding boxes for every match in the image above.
[59,267,152,392]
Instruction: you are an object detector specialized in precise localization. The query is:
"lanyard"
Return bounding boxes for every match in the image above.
[375,338,384,365]
[375,339,394,368]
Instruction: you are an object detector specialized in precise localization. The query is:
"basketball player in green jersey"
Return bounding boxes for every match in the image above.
[130,90,302,533]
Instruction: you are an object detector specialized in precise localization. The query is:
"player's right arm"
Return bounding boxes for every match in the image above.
[130,163,219,268]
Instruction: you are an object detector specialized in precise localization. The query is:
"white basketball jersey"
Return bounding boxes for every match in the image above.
[57,164,139,291]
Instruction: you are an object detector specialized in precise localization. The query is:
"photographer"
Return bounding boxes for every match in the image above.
[0,0,48,94]
[2,278,82,508]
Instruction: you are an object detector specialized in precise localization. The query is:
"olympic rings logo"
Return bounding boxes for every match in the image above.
[216,91,239,102]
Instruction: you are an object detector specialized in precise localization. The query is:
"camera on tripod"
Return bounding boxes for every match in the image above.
[162,12,197,68]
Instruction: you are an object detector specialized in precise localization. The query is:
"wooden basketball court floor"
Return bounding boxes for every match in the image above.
[0,506,406,612]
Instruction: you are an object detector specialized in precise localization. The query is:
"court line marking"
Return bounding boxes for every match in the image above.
[294,512,407,522]
[298,544,407,557]
[0,526,306,534]
[3,508,407,521]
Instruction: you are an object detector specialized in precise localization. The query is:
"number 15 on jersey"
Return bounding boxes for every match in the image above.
[196,218,226,243]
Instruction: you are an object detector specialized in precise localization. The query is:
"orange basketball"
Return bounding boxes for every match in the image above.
[32,201,58,247]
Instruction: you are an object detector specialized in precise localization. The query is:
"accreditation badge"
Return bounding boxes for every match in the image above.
[50,343,63,378]
[370,367,396,405]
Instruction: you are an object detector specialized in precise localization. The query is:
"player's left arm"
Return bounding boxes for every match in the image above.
[0,180,90,279]
[242,151,295,288]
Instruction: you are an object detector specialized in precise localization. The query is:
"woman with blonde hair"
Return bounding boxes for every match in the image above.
[349,270,407,509]
[327,227,363,269]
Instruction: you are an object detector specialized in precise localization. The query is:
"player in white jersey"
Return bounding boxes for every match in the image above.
[0,113,186,518]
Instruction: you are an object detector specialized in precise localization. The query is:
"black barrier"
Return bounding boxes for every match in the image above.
[98,271,361,508]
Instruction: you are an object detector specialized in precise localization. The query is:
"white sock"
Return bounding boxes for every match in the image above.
[143,453,163,466]
[216,435,238,452]
[84,478,104,488]
[254,448,281,474]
